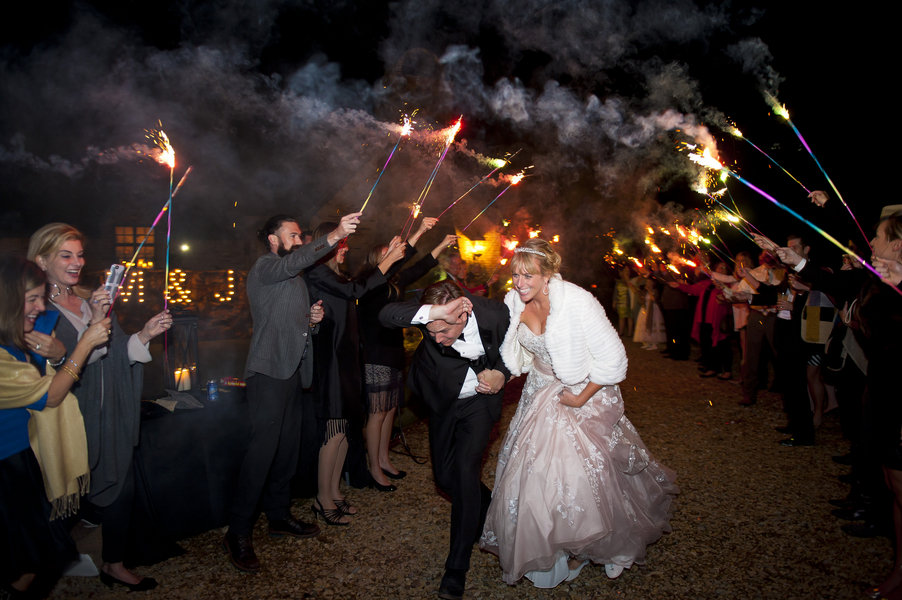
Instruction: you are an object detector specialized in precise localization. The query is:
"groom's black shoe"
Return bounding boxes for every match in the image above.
[438,568,466,600]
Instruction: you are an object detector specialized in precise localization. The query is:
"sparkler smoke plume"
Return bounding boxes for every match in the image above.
[0,1,875,286]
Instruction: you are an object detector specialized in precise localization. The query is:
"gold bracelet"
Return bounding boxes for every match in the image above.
[61,365,80,382]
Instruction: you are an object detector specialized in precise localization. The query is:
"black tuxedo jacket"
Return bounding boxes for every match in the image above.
[379,292,511,415]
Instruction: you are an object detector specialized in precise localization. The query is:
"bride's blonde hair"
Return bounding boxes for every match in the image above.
[509,238,561,276]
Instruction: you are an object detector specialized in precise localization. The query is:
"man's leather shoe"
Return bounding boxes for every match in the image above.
[223,531,260,572]
[438,568,466,600]
[269,517,320,539]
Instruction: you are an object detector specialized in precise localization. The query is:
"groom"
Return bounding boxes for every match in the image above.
[380,279,510,600]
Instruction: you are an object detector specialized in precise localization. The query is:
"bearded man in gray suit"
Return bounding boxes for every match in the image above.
[224,211,361,572]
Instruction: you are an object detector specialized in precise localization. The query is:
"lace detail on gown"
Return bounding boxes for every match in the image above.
[480,323,678,587]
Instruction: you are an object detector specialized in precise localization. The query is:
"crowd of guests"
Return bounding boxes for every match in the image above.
[4,204,899,599]
[615,203,902,600]
[1,213,679,600]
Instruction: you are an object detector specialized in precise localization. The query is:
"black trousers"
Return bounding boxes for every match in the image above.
[229,371,302,535]
[428,393,500,572]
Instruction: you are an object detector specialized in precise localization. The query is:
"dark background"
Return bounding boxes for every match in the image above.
[1,1,888,279]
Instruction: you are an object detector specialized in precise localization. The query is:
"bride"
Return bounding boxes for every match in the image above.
[479,239,678,587]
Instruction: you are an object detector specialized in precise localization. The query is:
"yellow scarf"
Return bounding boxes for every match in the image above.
[0,348,89,519]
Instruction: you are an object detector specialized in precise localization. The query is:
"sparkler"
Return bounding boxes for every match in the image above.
[728,125,810,193]
[688,145,897,294]
[145,123,176,310]
[360,114,415,213]
[460,171,526,233]
[401,116,463,239]
[437,149,521,219]
[765,94,871,250]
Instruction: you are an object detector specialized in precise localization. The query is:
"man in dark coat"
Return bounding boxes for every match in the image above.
[379,279,511,600]
[223,212,360,572]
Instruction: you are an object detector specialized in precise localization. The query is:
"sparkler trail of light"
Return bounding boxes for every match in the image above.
[460,172,525,233]
[766,95,872,251]
[687,143,898,294]
[727,169,899,296]
[401,116,463,239]
[437,149,521,219]
[705,196,760,243]
[729,126,810,193]
[109,167,194,314]
[712,231,735,258]
[360,114,414,213]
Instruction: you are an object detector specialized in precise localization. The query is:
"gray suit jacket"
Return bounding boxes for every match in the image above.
[244,235,335,383]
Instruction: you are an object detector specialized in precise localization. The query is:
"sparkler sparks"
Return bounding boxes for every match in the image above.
[729,122,810,193]
[765,92,871,250]
[461,169,528,233]
[687,144,898,294]
[360,113,416,213]
[437,149,521,219]
[401,115,464,238]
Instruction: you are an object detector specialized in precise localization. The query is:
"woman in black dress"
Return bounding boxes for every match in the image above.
[358,217,456,488]
[305,223,405,525]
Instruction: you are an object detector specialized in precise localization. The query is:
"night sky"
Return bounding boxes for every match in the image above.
[0,1,888,275]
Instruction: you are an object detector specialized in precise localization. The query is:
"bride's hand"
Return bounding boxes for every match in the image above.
[558,389,587,408]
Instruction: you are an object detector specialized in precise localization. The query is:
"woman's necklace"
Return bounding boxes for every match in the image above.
[48,282,72,301]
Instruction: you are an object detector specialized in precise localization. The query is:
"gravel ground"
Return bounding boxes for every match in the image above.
[49,339,890,599]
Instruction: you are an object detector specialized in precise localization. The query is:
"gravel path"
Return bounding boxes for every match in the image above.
[50,339,890,599]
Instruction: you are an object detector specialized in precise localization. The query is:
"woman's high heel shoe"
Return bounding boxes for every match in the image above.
[311,497,349,526]
[333,498,358,516]
[99,570,158,591]
[370,480,397,492]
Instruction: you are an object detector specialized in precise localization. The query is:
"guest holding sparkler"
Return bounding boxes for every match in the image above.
[480,239,677,588]
[669,262,733,380]
[305,222,406,525]
[772,212,902,598]
[27,223,171,591]
[736,251,786,406]
[225,213,361,573]
[358,217,457,490]
[1,256,110,599]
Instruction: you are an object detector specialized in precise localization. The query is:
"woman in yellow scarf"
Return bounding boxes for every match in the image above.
[0,256,109,598]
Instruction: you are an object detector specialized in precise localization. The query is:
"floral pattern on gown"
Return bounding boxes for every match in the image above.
[480,324,678,586]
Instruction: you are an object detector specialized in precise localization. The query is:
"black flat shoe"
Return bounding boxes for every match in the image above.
[99,571,159,592]
[382,468,407,480]
[370,480,397,492]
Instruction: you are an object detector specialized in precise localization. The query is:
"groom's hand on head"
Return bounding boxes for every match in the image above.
[428,296,472,324]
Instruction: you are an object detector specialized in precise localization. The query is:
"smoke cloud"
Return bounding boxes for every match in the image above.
[1,0,789,279]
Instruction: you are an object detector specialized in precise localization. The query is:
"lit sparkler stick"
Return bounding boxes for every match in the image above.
[692,147,897,294]
[360,114,415,213]
[729,126,810,193]
[701,194,759,243]
[437,149,521,219]
[144,124,177,309]
[766,94,871,250]
[401,116,463,239]
[460,171,525,233]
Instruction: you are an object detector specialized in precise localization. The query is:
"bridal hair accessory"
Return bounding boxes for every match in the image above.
[514,247,545,257]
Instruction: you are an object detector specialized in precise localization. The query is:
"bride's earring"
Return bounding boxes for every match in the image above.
[542,280,549,295]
